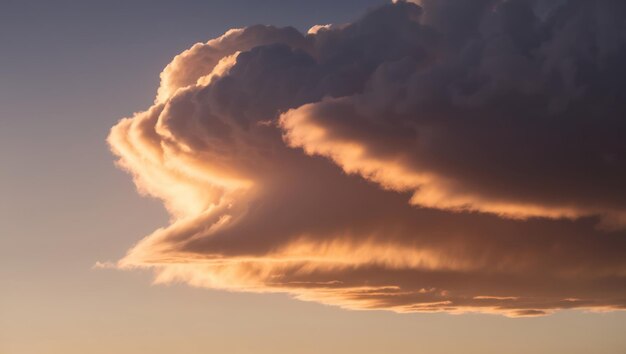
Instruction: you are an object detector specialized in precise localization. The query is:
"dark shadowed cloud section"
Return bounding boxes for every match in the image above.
[109,0,626,316]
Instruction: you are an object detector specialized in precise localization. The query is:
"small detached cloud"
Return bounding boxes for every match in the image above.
[108,0,626,316]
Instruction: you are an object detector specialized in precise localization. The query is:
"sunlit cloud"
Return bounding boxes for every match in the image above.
[108,0,626,316]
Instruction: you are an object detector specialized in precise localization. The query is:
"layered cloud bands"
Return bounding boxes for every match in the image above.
[109,0,626,316]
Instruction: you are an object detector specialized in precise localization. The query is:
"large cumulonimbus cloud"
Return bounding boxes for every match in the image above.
[108,0,626,317]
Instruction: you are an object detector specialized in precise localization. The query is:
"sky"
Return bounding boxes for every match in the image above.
[1,0,626,353]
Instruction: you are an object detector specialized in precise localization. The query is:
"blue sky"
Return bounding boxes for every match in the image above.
[1,1,625,353]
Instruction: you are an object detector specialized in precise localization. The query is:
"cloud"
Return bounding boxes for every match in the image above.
[108,0,626,316]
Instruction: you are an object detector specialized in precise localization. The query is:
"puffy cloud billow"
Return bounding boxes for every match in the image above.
[108,0,626,316]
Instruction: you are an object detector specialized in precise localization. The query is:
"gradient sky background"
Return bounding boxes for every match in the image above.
[1,0,626,353]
